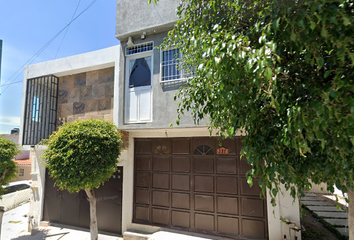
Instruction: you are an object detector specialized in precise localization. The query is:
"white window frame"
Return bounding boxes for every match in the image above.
[19,168,25,177]
[160,47,191,83]
[125,45,154,124]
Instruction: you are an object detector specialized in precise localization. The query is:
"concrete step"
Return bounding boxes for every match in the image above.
[324,218,348,227]
[300,197,324,201]
[336,227,349,237]
[301,200,332,206]
[316,211,347,219]
[123,231,151,240]
[306,206,344,212]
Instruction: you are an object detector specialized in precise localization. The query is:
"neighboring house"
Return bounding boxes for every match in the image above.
[1,133,31,182]
[20,1,301,240]
[13,158,31,182]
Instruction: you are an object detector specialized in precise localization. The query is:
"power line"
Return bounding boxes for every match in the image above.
[54,0,82,59]
[0,81,22,87]
[0,0,98,96]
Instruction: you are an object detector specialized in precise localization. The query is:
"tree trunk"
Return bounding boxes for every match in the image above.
[85,189,98,240]
[349,190,354,240]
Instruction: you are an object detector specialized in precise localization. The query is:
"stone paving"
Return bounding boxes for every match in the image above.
[300,192,349,237]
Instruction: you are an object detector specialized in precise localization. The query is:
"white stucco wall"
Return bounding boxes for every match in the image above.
[29,146,47,230]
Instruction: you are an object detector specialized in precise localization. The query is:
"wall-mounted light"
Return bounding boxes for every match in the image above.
[141,32,146,40]
[127,37,134,46]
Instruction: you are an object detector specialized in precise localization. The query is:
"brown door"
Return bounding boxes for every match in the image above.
[133,137,268,239]
[43,167,123,234]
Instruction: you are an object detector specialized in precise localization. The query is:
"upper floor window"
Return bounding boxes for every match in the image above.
[125,42,153,123]
[32,97,40,122]
[126,42,153,56]
[23,75,58,145]
[160,48,193,83]
[129,57,151,88]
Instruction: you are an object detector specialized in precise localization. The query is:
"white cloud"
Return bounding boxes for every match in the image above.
[0,116,20,126]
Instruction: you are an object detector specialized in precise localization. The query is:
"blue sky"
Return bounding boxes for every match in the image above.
[0,0,119,134]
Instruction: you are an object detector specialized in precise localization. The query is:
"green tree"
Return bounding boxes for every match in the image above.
[165,0,353,210]
[0,136,20,191]
[42,119,122,240]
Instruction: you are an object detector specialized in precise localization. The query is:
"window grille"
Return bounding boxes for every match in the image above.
[126,42,154,56]
[19,169,24,177]
[23,75,58,145]
[160,48,193,83]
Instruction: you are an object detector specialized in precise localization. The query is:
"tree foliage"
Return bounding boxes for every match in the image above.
[0,136,20,192]
[43,119,122,192]
[42,119,122,240]
[166,0,354,202]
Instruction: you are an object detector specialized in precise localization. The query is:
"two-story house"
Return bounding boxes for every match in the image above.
[20,1,301,239]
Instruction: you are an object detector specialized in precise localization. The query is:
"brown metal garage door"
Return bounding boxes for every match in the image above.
[43,167,123,234]
[133,137,268,239]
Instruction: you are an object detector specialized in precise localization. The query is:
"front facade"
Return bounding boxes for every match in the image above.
[20,1,301,239]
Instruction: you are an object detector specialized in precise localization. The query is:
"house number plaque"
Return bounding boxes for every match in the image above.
[217,147,229,154]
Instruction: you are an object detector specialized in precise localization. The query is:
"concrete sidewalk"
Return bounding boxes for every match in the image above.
[300,192,349,238]
[1,202,122,240]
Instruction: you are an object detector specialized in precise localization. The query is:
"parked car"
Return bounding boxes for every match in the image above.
[2,180,31,195]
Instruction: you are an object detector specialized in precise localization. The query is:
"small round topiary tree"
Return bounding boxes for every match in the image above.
[42,119,122,240]
[0,136,20,192]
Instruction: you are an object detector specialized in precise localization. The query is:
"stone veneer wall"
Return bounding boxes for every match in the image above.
[56,67,114,126]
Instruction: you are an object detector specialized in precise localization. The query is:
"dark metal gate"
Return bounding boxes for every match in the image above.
[133,137,268,239]
[43,167,123,234]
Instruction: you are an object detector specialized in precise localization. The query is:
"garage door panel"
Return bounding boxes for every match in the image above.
[195,213,215,232]
[172,138,190,154]
[192,138,215,154]
[172,157,191,172]
[152,191,169,207]
[242,197,265,218]
[135,173,151,188]
[216,157,237,174]
[195,194,214,212]
[152,208,170,225]
[240,178,262,196]
[152,139,171,155]
[135,205,150,222]
[172,192,190,209]
[236,137,244,154]
[195,157,214,173]
[172,174,190,191]
[217,216,239,236]
[216,177,238,194]
[135,140,151,154]
[152,156,169,172]
[218,138,237,155]
[135,156,151,171]
[240,157,252,175]
[135,189,150,205]
[242,219,266,239]
[60,191,80,226]
[195,176,214,193]
[217,196,238,215]
[172,211,190,228]
[152,173,169,189]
